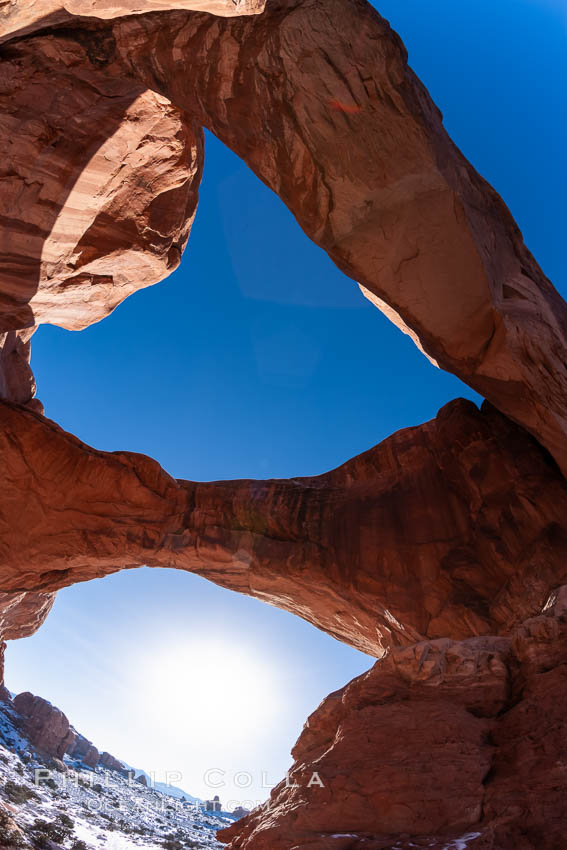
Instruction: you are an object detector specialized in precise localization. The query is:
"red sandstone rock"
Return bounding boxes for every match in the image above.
[220,595,567,850]
[66,730,100,769]
[99,751,125,772]
[0,4,566,848]
[0,592,55,702]
[0,0,265,44]
[1,1,566,470]
[0,592,55,643]
[0,329,40,410]
[80,0,567,476]
[0,33,202,408]
[1,397,567,656]
[13,692,74,759]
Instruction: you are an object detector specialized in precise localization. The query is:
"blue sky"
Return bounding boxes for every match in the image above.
[6,0,566,805]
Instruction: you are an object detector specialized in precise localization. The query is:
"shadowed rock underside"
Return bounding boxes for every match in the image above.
[0,1,566,848]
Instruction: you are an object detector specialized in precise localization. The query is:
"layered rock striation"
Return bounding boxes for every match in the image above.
[0,0,265,44]
[13,692,74,760]
[2,397,567,656]
[220,590,567,850]
[66,731,100,769]
[83,0,567,475]
[0,1,566,848]
[1,0,567,473]
[7,689,124,771]
[0,32,202,406]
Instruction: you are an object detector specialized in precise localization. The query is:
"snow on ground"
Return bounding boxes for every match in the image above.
[0,700,229,849]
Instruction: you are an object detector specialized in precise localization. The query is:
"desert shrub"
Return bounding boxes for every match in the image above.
[3,782,38,805]
[161,840,183,850]
[30,814,74,848]
[0,808,27,847]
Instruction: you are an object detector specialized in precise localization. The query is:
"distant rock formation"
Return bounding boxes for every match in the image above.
[206,796,222,813]
[7,691,123,773]
[1,0,567,474]
[13,693,73,760]
[231,807,251,820]
[66,730,100,770]
[99,751,125,772]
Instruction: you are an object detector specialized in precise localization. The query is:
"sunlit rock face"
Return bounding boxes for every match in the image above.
[93,0,567,477]
[2,397,567,657]
[1,0,567,471]
[13,692,74,759]
[0,329,39,410]
[66,731,100,769]
[0,593,55,644]
[221,592,567,850]
[0,0,265,43]
[99,751,125,772]
[0,592,55,701]
[0,0,566,848]
[0,32,202,401]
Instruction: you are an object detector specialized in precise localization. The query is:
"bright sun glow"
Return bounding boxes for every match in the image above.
[143,638,281,745]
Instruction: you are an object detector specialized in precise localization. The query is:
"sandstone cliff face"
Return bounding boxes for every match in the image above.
[2,397,567,656]
[221,592,567,850]
[93,0,567,476]
[0,0,265,43]
[1,0,566,473]
[0,592,55,643]
[98,751,125,772]
[0,592,55,701]
[66,731,99,769]
[0,329,40,411]
[13,692,74,759]
[0,33,202,405]
[6,690,122,770]
[0,1,566,848]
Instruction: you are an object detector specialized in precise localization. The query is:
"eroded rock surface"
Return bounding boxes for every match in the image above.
[1,0,566,470]
[2,397,567,656]
[0,0,265,44]
[0,592,55,643]
[0,35,202,337]
[66,731,99,769]
[220,593,567,850]
[99,751,125,772]
[0,591,55,700]
[13,692,74,759]
[88,0,567,475]
[0,1,566,847]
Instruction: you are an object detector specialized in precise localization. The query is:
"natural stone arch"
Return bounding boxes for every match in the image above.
[1,0,566,472]
[2,395,567,659]
[0,2,566,848]
[92,0,567,475]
